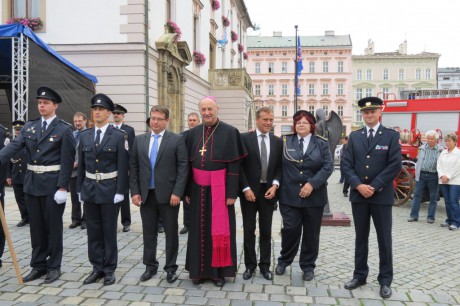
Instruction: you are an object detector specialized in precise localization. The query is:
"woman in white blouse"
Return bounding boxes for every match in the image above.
[437,133,460,230]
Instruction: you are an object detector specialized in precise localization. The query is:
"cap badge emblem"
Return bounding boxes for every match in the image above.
[365,102,371,106]
[41,92,46,95]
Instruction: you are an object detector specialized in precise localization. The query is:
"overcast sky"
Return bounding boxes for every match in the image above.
[245,0,458,67]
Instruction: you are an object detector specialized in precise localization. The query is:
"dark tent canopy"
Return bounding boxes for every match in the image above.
[0,24,97,127]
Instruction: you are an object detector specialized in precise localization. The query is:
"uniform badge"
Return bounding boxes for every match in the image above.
[125,140,129,150]
[41,91,46,95]
[4,138,10,146]
[49,137,54,142]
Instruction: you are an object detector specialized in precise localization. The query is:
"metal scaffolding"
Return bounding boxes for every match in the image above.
[11,33,29,123]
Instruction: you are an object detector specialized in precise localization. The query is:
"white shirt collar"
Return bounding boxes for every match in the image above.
[95,123,110,134]
[256,129,268,137]
[42,115,56,126]
[366,122,380,133]
[151,130,166,137]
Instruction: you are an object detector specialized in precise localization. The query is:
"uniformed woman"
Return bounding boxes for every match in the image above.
[275,110,333,281]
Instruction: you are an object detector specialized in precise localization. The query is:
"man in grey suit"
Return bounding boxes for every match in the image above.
[129,105,189,284]
[69,112,87,229]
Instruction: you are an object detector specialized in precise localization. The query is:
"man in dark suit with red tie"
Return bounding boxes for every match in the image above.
[239,107,282,281]
[341,97,401,299]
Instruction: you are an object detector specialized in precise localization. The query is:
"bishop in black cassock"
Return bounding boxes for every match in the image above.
[185,102,246,287]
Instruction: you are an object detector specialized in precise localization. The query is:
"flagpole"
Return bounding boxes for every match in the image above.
[294,25,298,113]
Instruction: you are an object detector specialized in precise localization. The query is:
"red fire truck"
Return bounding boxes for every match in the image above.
[380,94,460,205]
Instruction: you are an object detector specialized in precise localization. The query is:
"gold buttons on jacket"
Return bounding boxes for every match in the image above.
[96,159,99,163]
[367,155,370,159]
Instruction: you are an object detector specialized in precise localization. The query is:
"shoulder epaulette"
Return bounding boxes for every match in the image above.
[59,119,71,126]
[383,126,399,133]
[113,127,126,134]
[80,128,91,134]
[0,124,7,132]
[316,135,328,142]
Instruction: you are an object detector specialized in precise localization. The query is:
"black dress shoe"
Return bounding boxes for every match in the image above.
[275,264,286,275]
[44,269,61,284]
[303,271,314,281]
[192,278,204,284]
[80,222,87,229]
[261,270,273,280]
[140,269,157,281]
[104,273,116,286]
[23,269,47,282]
[179,226,189,234]
[380,285,392,298]
[213,277,225,287]
[17,219,29,227]
[69,221,80,229]
[158,225,164,233]
[166,271,178,283]
[83,272,104,284]
[344,278,366,290]
[242,269,255,280]
[122,225,130,232]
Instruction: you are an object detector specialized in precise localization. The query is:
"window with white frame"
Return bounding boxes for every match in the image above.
[383,69,389,80]
[282,105,288,117]
[337,83,344,95]
[268,84,274,95]
[323,61,329,73]
[254,84,261,95]
[282,62,288,73]
[338,61,344,73]
[425,68,431,80]
[365,88,372,97]
[268,62,274,73]
[308,83,315,95]
[322,105,329,116]
[322,83,329,95]
[399,69,405,80]
[282,84,288,95]
[255,62,261,74]
[383,87,390,97]
[357,69,362,80]
[12,0,42,18]
[309,61,315,73]
[355,109,362,122]
[308,105,315,114]
[338,105,343,117]
[366,69,372,80]
[416,68,422,80]
[356,88,363,100]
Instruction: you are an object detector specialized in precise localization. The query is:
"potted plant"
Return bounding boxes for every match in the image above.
[211,0,220,10]
[238,43,244,53]
[165,20,182,42]
[222,16,230,27]
[193,51,206,67]
[6,17,43,31]
[243,52,248,60]
[231,30,238,42]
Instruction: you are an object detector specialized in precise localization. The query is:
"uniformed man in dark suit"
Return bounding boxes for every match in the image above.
[341,97,401,299]
[6,120,29,227]
[0,86,75,283]
[112,104,135,232]
[0,123,11,268]
[77,94,129,286]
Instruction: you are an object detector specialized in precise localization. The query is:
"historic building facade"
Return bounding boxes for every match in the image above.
[438,67,460,90]
[1,0,254,132]
[352,40,440,129]
[247,31,353,136]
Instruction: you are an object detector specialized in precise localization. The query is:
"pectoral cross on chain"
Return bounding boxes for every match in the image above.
[199,146,207,156]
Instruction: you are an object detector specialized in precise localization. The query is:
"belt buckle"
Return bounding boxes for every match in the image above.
[36,165,45,174]
[95,173,102,181]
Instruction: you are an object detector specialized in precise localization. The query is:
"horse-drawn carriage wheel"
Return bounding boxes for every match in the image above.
[394,166,412,206]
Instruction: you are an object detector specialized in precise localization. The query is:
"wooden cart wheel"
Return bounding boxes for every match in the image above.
[394,166,413,206]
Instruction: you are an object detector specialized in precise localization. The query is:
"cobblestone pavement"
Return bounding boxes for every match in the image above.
[0,169,459,305]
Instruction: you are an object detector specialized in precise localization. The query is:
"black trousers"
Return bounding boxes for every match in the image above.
[69,177,85,223]
[26,193,65,271]
[278,204,324,272]
[84,202,119,274]
[351,202,393,286]
[343,180,350,194]
[240,184,275,271]
[118,192,131,226]
[182,200,190,228]
[0,189,5,263]
[12,184,28,221]
[140,189,179,272]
